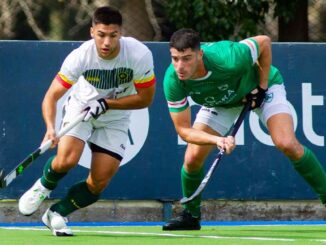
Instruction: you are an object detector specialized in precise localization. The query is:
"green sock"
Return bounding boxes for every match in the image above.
[292,146,326,204]
[181,166,204,218]
[50,181,100,216]
[40,156,67,190]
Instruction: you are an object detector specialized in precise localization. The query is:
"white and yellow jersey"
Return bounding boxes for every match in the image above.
[56,37,156,122]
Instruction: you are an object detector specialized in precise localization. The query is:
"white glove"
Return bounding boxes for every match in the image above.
[83,98,109,121]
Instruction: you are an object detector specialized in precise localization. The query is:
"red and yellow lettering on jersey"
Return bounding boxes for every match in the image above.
[56,72,75,89]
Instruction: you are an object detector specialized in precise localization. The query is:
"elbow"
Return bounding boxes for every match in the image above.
[259,35,271,50]
[176,129,188,142]
[145,94,155,107]
[139,95,154,108]
[140,91,155,108]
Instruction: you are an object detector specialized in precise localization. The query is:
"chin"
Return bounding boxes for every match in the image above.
[179,76,189,80]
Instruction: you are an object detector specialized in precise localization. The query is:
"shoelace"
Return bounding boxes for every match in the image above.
[31,188,48,202]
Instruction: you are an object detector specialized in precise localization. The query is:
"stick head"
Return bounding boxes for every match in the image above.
[180,196,192,204]
[0,169,6,188]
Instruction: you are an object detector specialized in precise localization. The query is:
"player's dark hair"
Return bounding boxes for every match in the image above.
[92,6,122,26]
[169,28,200,52]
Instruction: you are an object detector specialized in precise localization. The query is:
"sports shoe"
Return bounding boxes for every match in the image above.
[162,209,201,230]
[42,208,73,236]
[18,178,51,216]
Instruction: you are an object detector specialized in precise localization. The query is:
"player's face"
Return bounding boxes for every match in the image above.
[91,23,121,59]
[170,48,202,80]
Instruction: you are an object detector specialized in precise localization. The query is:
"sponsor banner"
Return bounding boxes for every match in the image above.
[0,41,325,200]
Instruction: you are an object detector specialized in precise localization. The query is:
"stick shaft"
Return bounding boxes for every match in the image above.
[180,102,251,204]
[0,113,85,188]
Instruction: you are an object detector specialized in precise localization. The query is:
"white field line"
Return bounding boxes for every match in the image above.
[0,226,308,242]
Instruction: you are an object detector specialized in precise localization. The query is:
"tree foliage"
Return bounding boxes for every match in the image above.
[164,0,270,41]
[164,0,307,41]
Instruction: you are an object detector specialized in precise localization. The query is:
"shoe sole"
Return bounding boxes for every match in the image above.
[162,226,201,231]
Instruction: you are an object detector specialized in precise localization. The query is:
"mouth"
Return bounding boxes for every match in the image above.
[177,72,186,79]
[101,48,110,54]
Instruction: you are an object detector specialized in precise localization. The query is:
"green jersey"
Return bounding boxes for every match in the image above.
[163,38,283,112]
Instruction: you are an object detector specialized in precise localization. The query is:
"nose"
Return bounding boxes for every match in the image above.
[175,60,184,71]
[104,37,111,47]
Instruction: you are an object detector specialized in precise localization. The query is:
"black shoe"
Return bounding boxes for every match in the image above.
[162,210,201,230]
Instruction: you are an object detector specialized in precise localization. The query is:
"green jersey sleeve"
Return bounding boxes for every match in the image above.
[163,64,189,112]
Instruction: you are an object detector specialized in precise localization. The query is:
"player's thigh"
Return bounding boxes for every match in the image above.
[54,135,86,171]
[184,122,223,171]
[88,152,120,187]
[55,99,94,169]
[258,84,303,158]
[257,84,294,142]
[267,113,303,158]
[86,125,128,193]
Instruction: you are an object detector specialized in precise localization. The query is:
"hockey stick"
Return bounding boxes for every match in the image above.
[180,101,251,204]
[0,113,86,188]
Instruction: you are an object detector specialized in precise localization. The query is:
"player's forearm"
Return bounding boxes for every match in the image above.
[106,95,152,109]
[105,86,155,110]
[42,95,57,131]
[178,128,220,145]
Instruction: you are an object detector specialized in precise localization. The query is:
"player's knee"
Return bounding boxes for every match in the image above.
[273,137,302,158]
[184,153,205,172]
[52,155,78,172]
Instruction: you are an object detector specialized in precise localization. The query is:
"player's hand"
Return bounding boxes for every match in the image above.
[42,128,59,148]
[245,86,267,110]
[216,136,235,154]
[83,98,109,121]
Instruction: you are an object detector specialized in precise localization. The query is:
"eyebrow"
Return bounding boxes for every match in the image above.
[97,30,118,35]
[172,54,192,58]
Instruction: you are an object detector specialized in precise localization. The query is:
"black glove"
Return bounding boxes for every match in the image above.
[83,98,109,121]
[245,86,267,110]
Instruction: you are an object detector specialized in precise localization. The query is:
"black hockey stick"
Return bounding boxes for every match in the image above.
[180,101,251,204]
[0,113,85,188]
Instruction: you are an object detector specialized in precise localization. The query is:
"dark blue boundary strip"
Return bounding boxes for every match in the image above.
[1,220,326,227]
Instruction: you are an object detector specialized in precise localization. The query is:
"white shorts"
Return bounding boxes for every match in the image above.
[61,97,130,159]
[194,84,292,136]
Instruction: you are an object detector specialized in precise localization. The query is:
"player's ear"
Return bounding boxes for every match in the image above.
[90,27,94,38]
[198,49,204,59]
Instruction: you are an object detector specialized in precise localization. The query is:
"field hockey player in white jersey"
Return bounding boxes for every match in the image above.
[18,6,156,236]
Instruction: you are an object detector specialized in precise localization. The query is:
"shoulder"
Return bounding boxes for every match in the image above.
[164,64,177,80]
[121,37,152,56]
[202,40,254,69]
[201,40,241,56]
[202,41,233,50]
[66,39,95,59]
[163,64,179,89]
[120,37,154,70]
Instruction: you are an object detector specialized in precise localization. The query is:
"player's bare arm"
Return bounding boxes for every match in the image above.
[244,35,271,109]
[252,35,271,90]
[42,77,69,146]
[105,84,156,109]
[170,107,235,154]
